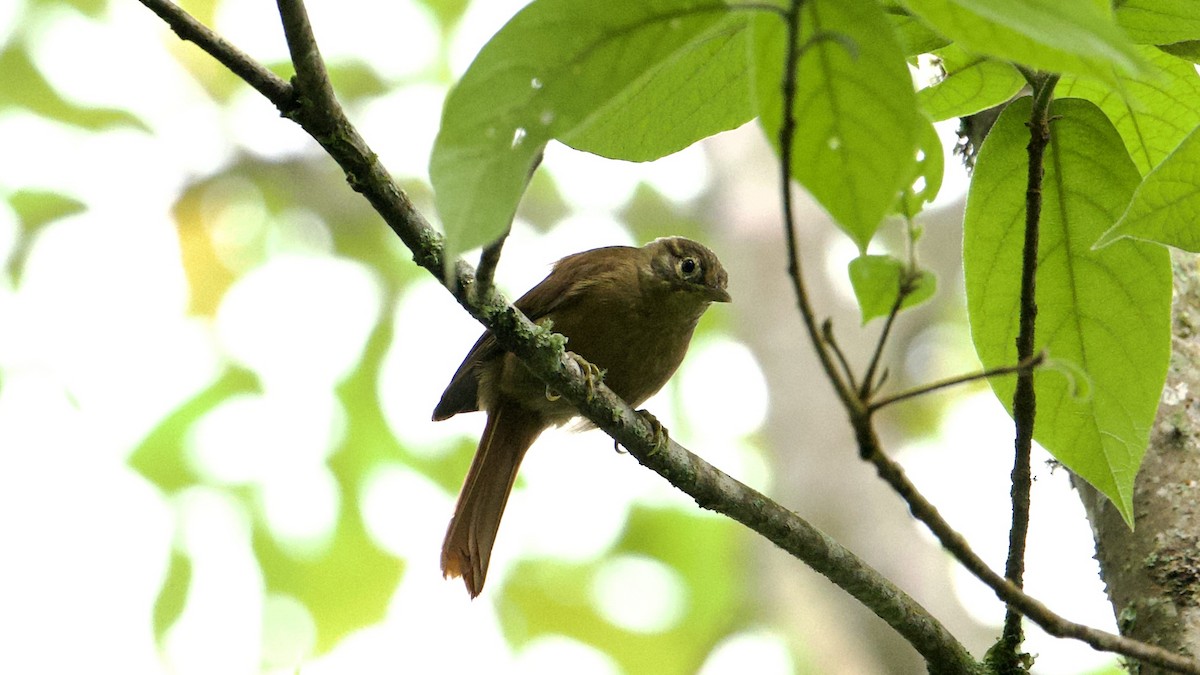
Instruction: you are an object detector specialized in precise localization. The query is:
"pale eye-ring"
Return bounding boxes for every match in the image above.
[680,257,698,276]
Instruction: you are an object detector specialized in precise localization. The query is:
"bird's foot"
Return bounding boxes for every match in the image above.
[568,352,605,402]
[636,409,669,456]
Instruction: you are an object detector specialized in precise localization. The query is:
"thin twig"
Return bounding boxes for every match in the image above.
[139,0,292,107]
[860,285,907,399]
[822,319,860,393]
[277,0,341,125]
[998,71,1060,668]
[475,149,545,300]
[777,0,858,412]
[856,424,1200,674]
[474,237,506,301]
[868,353,1045,413]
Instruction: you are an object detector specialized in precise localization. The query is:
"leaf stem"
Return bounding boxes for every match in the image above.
[868,353,1044,413]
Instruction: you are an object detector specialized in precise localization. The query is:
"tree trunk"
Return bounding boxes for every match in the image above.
[1077,251,1200,673]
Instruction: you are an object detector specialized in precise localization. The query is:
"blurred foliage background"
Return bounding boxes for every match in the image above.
[1,1,777,673]
[0,0,1131,673]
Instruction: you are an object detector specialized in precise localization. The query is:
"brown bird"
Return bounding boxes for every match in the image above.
[433,236,730,597]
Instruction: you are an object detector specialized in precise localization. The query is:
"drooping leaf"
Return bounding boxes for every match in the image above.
[1116,0,1200,45]
[430,0,748,261]
[917,44,1025,122]
[848,255,936,324]
[1096,124,1200,251]
[964,97,1171,525]
[753,0,923,250]
[562,13,754,160]
[901,0,1143,79]
[883,3,951,55]
[1059,45,1200,175]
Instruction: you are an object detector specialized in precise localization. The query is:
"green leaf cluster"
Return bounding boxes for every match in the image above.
[431,0,1200,520]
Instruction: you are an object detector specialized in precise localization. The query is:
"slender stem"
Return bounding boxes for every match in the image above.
[475,237,506,300]
[860,287,906,399]
[777,0,858,412]
[475,149,545,299]
[856,422,1200,674]
[998,72,1059,669]
[862,215,922,401]
[868,353,1044,413]
[822,320,860,393]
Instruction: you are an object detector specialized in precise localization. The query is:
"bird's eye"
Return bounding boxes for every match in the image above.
[680,257,698,276]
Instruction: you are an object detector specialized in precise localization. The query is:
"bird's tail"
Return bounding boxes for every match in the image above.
[441,399,544,597]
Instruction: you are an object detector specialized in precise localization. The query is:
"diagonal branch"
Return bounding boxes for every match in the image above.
[855,421,1200,673]
[135,0,977,670]
[140,0,291,107]
[136,1,1200,672]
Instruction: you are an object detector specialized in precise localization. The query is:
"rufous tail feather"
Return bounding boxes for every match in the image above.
[441,399,544,597]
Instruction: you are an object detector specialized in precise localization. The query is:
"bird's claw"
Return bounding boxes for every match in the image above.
[569,352,604,403]
[636,409,669,456]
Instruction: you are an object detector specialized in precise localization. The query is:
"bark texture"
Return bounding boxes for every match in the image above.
[1078,251,1200,673]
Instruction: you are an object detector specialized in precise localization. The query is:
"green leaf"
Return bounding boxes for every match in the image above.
[883,3,952,55]
[848,255,936,323]
[901,0,1143,79]
[1059,45,1200,175]
[964,97,1171,525]
[6,190,88,282]
[1097,124,1200,251]
[1159,40,1200,63]
[1116,0,1200,45]
[430,0,745,260]
[917,45,1025,122]
[897,118,947,216]
[753,0,923,250]
[0,45,146,131]
[152,551,191,642]
[9,189,86,232]
[562,13,754,161]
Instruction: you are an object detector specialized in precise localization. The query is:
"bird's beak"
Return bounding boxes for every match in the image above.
[708,287,732,303]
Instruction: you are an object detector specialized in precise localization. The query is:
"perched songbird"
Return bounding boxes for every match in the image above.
[433,236,730,597]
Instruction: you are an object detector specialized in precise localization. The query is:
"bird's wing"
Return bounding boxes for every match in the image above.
[431,246,636,420]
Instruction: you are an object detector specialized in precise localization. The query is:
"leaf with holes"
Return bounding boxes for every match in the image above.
[430,0,752,261]
[917,44,1025,122]
[753,0,923,250]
